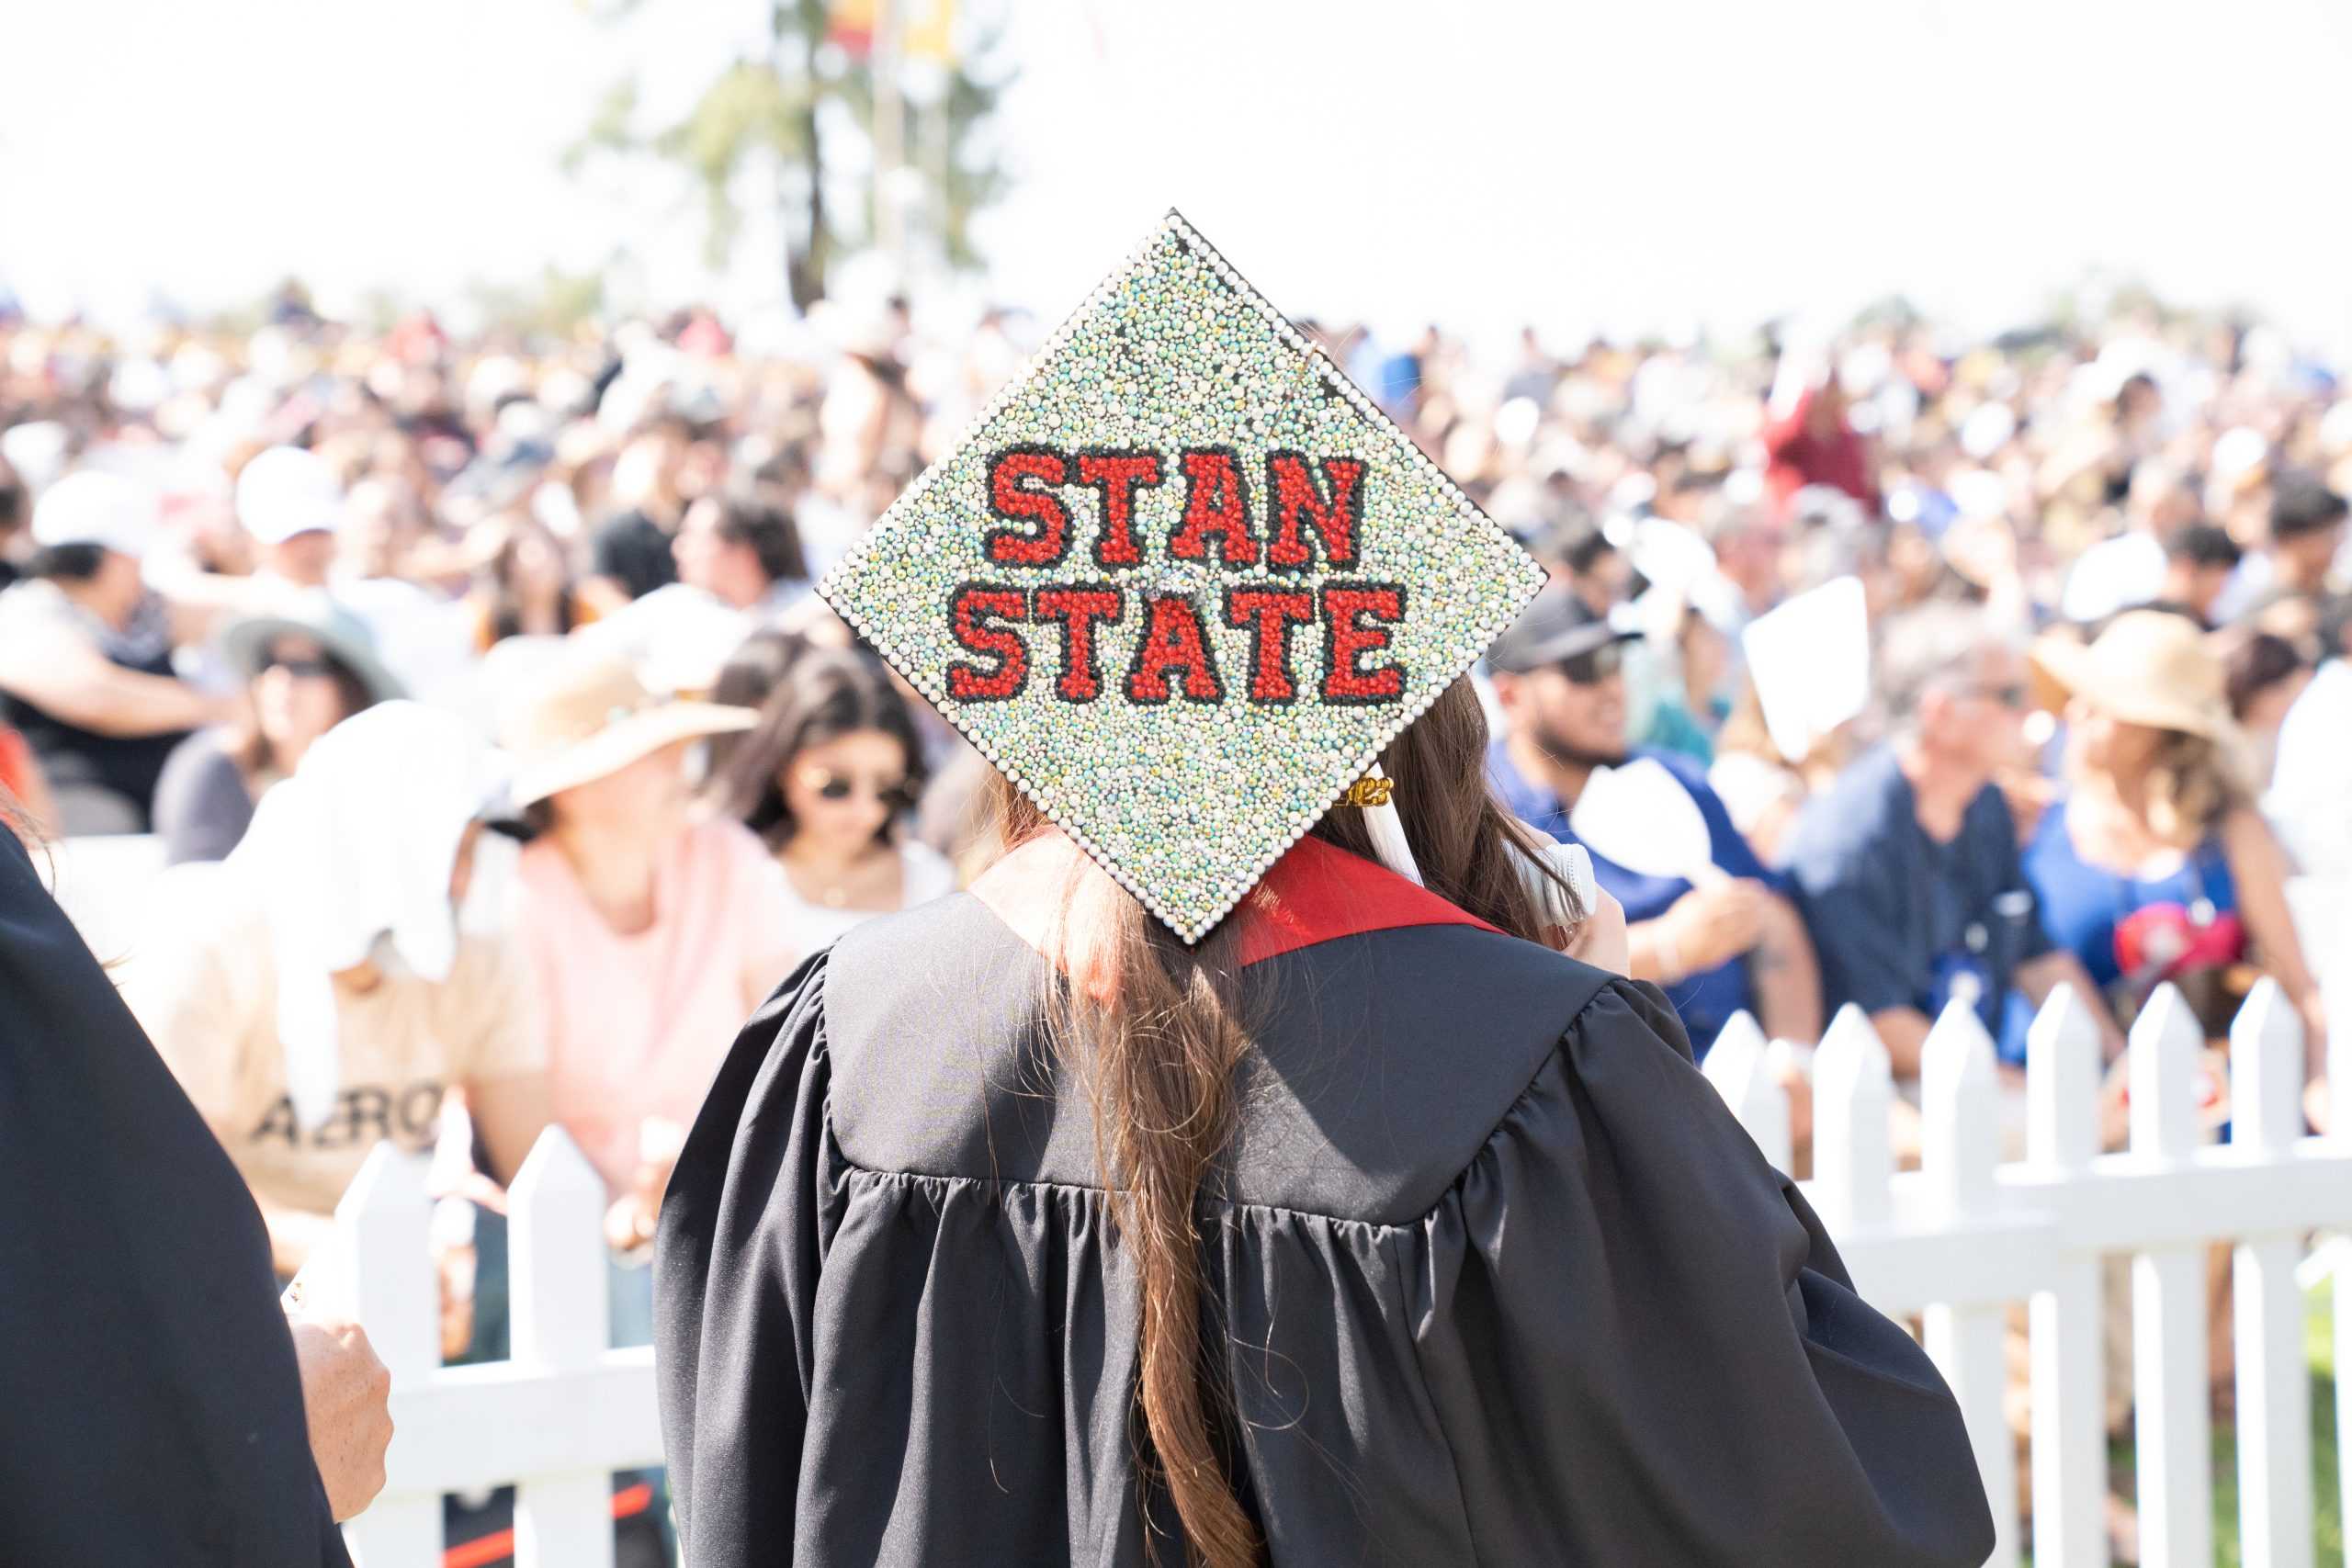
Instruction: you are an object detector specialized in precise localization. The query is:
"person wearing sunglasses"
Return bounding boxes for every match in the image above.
[153,594,405,864]
[1781,604,2126,1089]
[1487,589,1824,1063]
[713,647,956,960]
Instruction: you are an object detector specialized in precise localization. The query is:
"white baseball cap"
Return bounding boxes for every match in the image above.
[237,446,345,545]
[31,469,161,559]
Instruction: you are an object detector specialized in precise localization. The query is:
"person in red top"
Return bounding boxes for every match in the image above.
[1764,376,1881,514]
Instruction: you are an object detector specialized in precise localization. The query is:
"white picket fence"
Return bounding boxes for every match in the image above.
[320,977,2352,1568]
[329,1134,660,1568]
[1703,978,2351,1568]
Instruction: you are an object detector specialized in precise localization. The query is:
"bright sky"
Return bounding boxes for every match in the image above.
[7,0,2352,356]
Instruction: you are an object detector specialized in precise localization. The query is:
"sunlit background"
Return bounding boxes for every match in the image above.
[9,0,2352,353]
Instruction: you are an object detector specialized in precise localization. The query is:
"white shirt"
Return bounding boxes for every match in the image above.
[777,840,958,956]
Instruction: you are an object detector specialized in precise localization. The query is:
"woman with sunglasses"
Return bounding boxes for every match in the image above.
[714,647,956,957]
[153,594,404,863]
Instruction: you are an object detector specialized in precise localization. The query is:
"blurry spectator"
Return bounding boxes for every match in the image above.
[2222,630,2312,785]
[673,489,809,619]
[1632,586,1736,762]
[1780,606,2123,1080]
[1486,591,1821,1055]
[1764,375,1879,514]
[2060,463,2218,626]
[0,454,25,592]
[2230,473,2348,636]
[2041,370,2165,514]
[584,416,694,608]
[124,703,549,1278]
[153,596,404,864]
[707,626,817,779]
[2266,625,2352,896]
[2154,525,2245,628]
[1529,511,1630,615]
[0,472,231,833]
[469,513,601,650]
[2022,613,2325,1074]
[501,650,791,1211]
[713,648,956,955]
[236,446,345,592]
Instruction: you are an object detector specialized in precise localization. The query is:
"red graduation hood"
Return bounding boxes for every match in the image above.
[971,828,1499,984]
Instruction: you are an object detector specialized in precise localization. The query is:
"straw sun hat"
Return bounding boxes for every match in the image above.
[2028,610,2234,741]
[500,649,756,810]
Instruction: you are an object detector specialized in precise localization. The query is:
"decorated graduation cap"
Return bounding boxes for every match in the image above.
[820,210,1544,942]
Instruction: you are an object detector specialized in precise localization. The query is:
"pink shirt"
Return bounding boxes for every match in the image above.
[517,817,797,1190]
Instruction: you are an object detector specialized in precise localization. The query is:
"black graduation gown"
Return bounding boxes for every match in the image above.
[0,829,348,1565]
[657,841,1995,1568]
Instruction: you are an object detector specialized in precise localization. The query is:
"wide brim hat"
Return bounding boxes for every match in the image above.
[2029,609,2234,741]
[498,646,756,810]
[220,592,408,706]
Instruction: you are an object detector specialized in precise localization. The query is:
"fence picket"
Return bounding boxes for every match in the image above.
[335,1145,443,1568]
[2127,985,2212,1568]
[1919,1000,2018,1568]
[510,1132,618,1568]
[2023,986,2105,1568]
[2228,980,2314,1568]
[1702,1010,1790,1174]
[1811,1004,1893,1234]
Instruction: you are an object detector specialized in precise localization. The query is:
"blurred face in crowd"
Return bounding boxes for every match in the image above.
[253,633,357,770]
[550,740,695,840]
[2162,556,2236,623]
[1490,642,1630,776]
[501,514,569,599]
[343,477,422,580]
[2277,517,2346,583]
[674,497,764,609]
[1562,546,1629,616]
[268,528,337,589]
[77,547,149,623]
[2067,705,2166,783]
[1679,615,1732,711]
[780,729,912,857]
[1917,644,2030,780]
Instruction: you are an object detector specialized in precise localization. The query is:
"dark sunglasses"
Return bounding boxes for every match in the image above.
[265,655,339,681]
[810,771,919,813]
[1555,640,1628,686]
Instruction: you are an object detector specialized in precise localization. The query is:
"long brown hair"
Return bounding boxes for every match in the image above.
[985,676,1574,1566]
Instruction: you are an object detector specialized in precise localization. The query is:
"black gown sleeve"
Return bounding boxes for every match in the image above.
[655,947,834,1568]
[0,832,349,1565]
[1409,978,1996,1567]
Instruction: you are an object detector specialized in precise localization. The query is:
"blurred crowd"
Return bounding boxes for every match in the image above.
[4,284,2347,1555]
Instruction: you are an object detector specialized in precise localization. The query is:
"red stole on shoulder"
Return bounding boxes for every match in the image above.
[970,828,1498,989]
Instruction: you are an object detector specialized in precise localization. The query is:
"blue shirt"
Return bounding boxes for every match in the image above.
[1779,746,2052,1064]
[2022,799,2239,1053]
[1487,741,1774,1056]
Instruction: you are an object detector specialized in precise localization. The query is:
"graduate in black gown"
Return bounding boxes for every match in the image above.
[657,680,1994,1567]
[656,211,1993,1568]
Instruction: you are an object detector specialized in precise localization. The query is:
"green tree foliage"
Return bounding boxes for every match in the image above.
[566,0,1011,309]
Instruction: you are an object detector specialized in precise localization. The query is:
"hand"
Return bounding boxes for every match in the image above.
[1556,886,1629,976]
[1655,878,1773,977]
[289,1317,393,1523]
[605,1117,685,1255]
